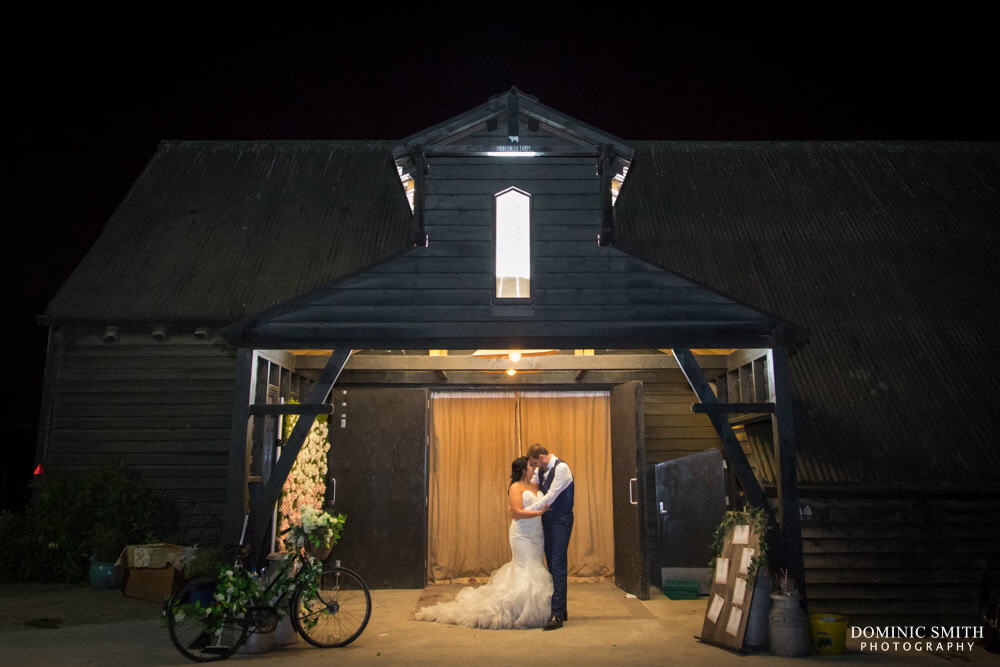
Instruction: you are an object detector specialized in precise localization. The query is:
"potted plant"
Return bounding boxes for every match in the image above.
[87,522,125,588]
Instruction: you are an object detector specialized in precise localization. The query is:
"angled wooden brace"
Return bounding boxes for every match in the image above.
[247,349,352,562]
[672,348,775,519]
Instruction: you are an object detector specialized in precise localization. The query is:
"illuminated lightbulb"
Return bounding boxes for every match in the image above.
[508,351,522,362]
[506,369,517,376]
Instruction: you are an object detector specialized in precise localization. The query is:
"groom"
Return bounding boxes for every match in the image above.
[526,443,574,630]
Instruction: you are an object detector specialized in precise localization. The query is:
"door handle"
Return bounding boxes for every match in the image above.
[331,478,336,504]
[629,477,638,505]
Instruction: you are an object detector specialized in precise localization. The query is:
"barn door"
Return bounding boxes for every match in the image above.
[326,387,428,588]
[610,381,649,599]
[655,449,726,570]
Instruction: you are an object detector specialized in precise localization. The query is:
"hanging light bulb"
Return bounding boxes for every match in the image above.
[508,351,522,362]
[506,368,517,376]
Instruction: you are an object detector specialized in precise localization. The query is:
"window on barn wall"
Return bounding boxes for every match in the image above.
[610,161,630,206]
[397,165,415,211]
[495,187,531,299]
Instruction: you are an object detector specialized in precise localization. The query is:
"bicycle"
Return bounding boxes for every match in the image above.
[164,542,371,662]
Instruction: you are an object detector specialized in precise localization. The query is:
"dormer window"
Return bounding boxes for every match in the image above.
[610,161,630,206]
[396,165,415,211]
[495,187,531,299]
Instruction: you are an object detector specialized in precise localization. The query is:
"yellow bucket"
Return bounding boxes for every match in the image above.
[809,613,848,655]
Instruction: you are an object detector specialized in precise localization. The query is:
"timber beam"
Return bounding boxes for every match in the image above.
[246,349,352,563]
[223,348,255,543]
[770,342,807,600]
[249,403,334,416]
[692,402,775,415]
[294,353,728,372]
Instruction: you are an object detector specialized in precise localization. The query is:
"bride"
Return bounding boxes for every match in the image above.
[415,456,553,629]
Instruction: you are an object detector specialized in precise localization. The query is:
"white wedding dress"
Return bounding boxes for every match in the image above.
[416,489,553,629]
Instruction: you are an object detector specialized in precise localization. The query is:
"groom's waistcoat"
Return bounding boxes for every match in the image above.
[539,460,574,515]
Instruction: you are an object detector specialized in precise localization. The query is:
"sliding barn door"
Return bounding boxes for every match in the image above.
[326,387,428,588]
[610,381,650,599]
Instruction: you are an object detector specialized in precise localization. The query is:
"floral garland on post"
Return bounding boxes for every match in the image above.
[279,402,330,536]
[708,506,770,578]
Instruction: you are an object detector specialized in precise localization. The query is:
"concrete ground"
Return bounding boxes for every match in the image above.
[1,581,997,665]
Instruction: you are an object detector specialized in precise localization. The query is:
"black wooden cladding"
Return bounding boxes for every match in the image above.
[244,211,780,347]
[46,336,238,538]
[801,497,1000,621]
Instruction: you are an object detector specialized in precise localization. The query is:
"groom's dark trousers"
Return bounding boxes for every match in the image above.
[540,461,574,620]
[542,510,573,619]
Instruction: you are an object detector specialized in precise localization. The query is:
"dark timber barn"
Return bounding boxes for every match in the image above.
[37,89,1000,622]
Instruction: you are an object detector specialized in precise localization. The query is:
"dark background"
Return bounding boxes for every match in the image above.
[3,5,997,510]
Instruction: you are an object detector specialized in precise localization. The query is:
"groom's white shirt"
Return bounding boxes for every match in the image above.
[526,455,573,511]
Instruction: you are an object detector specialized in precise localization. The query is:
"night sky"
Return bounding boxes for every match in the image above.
[3,5,997,509]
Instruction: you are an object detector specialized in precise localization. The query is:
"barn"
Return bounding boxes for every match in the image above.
[37,88,1000,622]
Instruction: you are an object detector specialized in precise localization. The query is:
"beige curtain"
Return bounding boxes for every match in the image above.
[428,393,519,581]
[428,390,613,582]
[519,392,613,577]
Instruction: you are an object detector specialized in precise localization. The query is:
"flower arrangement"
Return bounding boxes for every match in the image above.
[285,507,346,558]
[279,404,330,536]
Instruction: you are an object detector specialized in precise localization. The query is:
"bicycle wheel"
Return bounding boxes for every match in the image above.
[165,577,249,662]
[291,566,371,648]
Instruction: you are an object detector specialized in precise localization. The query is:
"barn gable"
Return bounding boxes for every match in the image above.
[221,90,801,349]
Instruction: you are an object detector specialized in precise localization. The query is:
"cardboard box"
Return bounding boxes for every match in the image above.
[123,565,185,602]
[116,543,187,602]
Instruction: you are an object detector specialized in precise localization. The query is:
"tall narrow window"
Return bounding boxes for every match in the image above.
[495,187,531,299]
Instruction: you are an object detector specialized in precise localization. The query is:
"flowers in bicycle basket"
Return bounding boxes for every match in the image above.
[285,506,346,555]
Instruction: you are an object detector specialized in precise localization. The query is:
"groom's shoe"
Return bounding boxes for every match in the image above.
[543,615,563,631]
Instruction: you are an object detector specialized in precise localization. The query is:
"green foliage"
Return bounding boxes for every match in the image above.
[169,553,321,635]
[0,462,162,582]
[179,545,227,580]
[708,506,770,578]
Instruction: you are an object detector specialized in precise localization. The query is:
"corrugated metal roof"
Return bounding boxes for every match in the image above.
[615,141,1000,487]
[47,140,413,323]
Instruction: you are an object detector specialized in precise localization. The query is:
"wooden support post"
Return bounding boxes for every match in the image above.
[249,403,335,417]
[247,350,352,561]
[770,343,807,601]
[672,349,775,523]
[691,402,775,415]
[34,325,64,469]
[597,146,615,246]
[411,146,428,246]
[223,347,255,543]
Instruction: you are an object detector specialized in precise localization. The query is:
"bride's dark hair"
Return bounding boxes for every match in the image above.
[509,456,529,488]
